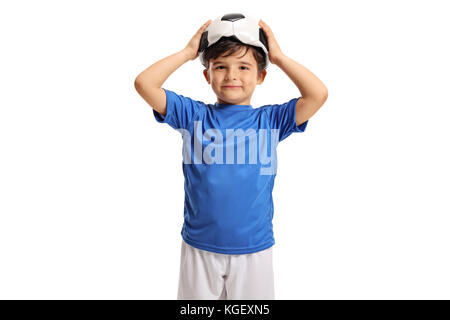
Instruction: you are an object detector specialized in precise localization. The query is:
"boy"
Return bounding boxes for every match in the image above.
[134,18,328,300]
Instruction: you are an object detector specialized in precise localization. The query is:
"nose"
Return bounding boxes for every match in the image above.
[225,67,238,80]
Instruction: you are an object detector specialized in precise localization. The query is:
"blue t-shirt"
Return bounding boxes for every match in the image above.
[153,88,308,254]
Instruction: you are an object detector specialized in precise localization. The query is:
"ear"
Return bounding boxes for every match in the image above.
[203,69,210,84]
[257,69,267,85]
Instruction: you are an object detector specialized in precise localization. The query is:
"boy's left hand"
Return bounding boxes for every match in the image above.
[258,19,285,65]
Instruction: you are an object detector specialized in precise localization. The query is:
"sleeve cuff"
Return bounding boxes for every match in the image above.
[293,119,308,132]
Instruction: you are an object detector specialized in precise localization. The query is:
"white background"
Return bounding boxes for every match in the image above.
[1,0,449,299]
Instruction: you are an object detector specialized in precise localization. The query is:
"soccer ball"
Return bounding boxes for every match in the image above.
[198,13,269,69]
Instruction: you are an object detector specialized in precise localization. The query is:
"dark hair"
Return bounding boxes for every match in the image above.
[202,36,266,77]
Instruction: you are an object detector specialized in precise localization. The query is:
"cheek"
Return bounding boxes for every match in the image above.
[210,72,220,81]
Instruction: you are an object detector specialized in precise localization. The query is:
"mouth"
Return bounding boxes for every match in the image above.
[222,86,241,89]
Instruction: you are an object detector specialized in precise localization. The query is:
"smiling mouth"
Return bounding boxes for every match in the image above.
[223,86,241,88]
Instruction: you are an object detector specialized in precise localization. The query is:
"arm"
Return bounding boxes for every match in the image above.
[257,20,328,126]
[274,54,328,126]
[134,49,191,116]
[134,20,212,116]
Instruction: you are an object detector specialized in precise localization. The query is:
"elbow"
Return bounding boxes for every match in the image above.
[305,87,328,103]
[134,75,159,92]
[134,77,143,92]
[134,70,147,87]
[319,88,328,103]
[322,86,328,100]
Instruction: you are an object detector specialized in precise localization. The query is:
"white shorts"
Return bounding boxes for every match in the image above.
[177,239,275,300]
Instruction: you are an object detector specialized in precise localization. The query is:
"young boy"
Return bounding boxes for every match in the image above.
[134,18,328,300]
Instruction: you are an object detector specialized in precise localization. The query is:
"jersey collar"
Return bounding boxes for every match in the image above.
[214,102,253,110]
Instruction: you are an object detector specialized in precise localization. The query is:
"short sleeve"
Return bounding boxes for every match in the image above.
[153,88,203,130]
[263,97,309,142]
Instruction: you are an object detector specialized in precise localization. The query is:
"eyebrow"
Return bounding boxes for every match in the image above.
[212,61,253,66]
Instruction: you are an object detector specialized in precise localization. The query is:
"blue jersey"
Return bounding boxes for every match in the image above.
[153,88,308,254]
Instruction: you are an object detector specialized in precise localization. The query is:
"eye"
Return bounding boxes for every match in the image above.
[214,66,249,70]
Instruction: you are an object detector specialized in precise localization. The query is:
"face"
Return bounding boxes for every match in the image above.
[203,47,266,105]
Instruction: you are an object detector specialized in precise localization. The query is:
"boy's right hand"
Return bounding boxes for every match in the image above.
[183,20,212,61]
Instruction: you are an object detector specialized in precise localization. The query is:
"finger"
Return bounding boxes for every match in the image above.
[259,20,271,33]
[198,20,211,33]
[262,25,273,37]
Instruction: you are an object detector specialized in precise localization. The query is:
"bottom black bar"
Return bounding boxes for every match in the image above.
[0,300,448,319]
